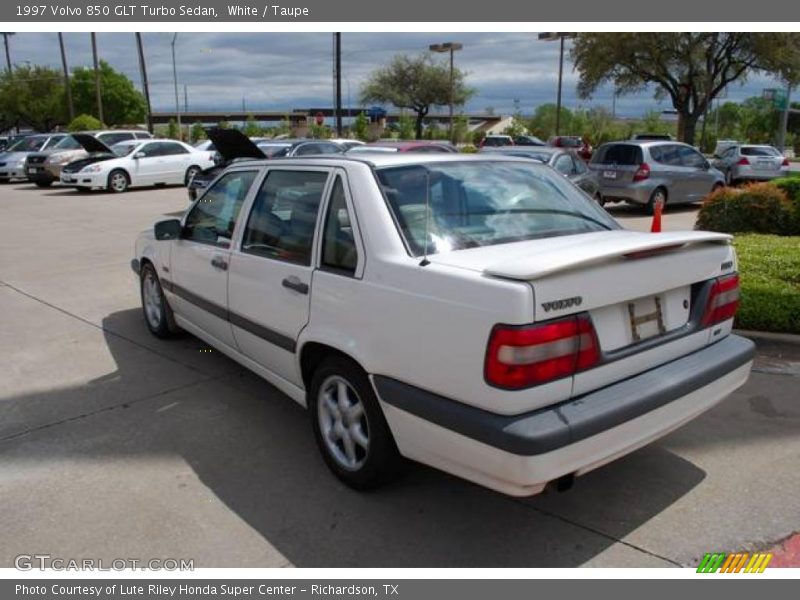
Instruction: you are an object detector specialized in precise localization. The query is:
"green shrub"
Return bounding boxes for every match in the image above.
[460,144,478,153]
[696,183,795,235]
[67,114,103,131]
[733,234,800,334]
[773,177,800,232]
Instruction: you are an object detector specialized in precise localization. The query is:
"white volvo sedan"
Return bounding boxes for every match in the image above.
[132,154,754,496]
[61,138,214,193]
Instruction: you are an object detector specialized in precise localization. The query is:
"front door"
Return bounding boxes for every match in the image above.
[168,168,260,349]
[228,168,331,385]
[128,142,164,186]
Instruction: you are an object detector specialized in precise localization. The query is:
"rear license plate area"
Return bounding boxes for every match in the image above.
[603,170,617,179]
[627,296,667,343]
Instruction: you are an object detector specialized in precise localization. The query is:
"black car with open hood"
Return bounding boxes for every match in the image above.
[187,128,267,200]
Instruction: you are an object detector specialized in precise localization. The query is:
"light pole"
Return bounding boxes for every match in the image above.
[58,33,75,121]
[538,33,576,136]
[171,33,181,139]
[135,33,153,134]
[90,33,104,124]
[429,42,463,144]
[1,32,14,72]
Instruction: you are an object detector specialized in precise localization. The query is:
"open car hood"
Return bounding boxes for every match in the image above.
[206,127,266,161]
[72,133,114,154]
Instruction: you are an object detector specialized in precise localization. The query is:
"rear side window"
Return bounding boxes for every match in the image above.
[241,170,328,265]
[321,177,358,275]
[650,144,682,166]
[592,144,643,165]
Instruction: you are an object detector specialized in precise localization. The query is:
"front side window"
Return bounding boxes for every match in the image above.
[241,170,329,265]
[321,177,358,274]
[377,161,618,257]
[183,170,259,246]
[8,136,48,152]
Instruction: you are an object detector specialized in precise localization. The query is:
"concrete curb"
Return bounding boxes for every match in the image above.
[734,329,800,346]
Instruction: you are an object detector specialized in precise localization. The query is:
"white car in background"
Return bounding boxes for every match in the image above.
[132,153,754,496]
[60,137,215,193]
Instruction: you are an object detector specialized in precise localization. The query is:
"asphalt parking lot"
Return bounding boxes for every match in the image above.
[1,181,798,568]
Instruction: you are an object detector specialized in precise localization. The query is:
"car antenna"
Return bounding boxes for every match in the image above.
[419,168,431,266]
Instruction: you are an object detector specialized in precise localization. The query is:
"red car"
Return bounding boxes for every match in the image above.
[548,136,593,161]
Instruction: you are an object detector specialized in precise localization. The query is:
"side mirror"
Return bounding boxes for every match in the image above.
[154,219,182,241]
[134,151,146,159]
[703,160,711,170]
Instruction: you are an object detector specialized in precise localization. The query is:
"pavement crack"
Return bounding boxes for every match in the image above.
[1,279,209,376]
[510,498,684,567]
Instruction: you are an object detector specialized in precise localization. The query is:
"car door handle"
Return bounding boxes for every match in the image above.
[282,276,308,295]
[210,256,228,271]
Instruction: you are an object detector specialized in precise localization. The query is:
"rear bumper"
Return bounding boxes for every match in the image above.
[596,182,653,204]
[374,334,754,496]
[732,166,788,181]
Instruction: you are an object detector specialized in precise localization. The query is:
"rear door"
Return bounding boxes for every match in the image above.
[228,167,331,385]
[168,169,260,348]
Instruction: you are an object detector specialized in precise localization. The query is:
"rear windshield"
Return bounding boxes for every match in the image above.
[376,161,619,257]
[257,143,291,158]
[52,136,84,150]
[741,146,781,157]
[6,136,48,152]
[592,144,643,165]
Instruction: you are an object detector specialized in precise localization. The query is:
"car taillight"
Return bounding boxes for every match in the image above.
[484,314,600,389]
[782,158,790,167]
[701,273,740,327]
[633,162,650,182]
[737,157,750,166]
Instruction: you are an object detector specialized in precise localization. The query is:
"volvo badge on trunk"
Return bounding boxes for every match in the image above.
[541,296,583,312]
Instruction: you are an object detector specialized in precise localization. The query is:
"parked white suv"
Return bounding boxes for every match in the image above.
[133,154,754,496]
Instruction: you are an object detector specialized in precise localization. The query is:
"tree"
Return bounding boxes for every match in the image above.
[397,113,415,139]
[0,65,67,131]
[360,53,474,139]
[571,33,800,145]
[167,119,179,140]
[502,115,527,138]
[67,114,103,131]
[242,114,262,137]
[71,60,146,126]
[190,121,206,143]
[528,103,573,139]
[352,112,369,141]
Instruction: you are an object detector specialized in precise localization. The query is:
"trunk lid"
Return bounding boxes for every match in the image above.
[430,229,737,396]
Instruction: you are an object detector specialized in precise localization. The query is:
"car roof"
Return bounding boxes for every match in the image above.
[227,152,547,170]
[481,146,560,156]
[600,139,685,147]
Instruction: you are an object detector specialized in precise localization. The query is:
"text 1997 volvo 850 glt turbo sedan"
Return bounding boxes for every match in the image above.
[132,153,753,496]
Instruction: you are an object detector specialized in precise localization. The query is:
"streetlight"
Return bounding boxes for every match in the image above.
[429,42,463,144]
[537,33,576,136]
[171,33,181,139]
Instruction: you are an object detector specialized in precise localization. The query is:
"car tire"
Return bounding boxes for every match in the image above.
[0,177,9,184]
[185,165,201,186]
[140,262,179,338]
[309,355,404,490]
[34,180,53,188]
[645,187,667,216]
[108,169,130,193]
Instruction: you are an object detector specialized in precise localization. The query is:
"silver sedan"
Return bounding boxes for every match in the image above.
[712,144,790,185]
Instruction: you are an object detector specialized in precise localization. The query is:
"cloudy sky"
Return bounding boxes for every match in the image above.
[6,32,784,117]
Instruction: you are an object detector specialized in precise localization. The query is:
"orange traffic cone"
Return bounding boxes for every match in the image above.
[651,198,663,233]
